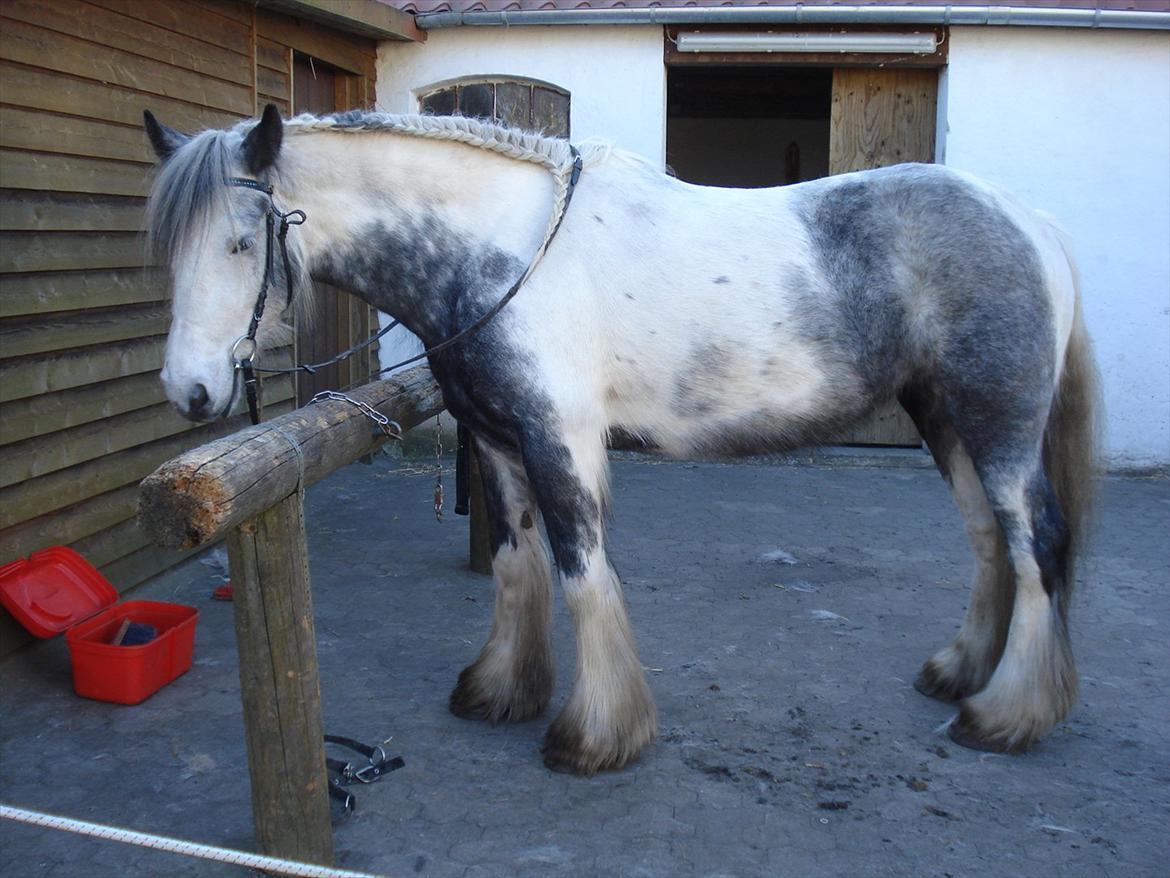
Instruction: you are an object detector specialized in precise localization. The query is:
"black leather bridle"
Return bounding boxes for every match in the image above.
[227,176,307,424]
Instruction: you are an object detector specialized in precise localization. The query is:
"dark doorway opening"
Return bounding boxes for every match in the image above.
[666,66,832,188]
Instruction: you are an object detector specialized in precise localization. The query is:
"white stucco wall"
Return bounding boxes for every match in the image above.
[375,24,1170,467]
[940,27,1170,468]
[377,26,666,161]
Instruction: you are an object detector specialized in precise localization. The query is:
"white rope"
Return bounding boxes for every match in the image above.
[0,803,387,878]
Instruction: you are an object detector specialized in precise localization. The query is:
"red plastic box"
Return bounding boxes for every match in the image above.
[0,547,198,704]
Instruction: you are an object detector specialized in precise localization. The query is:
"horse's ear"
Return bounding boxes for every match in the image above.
[143,109,189,161]
[242,103,284,175]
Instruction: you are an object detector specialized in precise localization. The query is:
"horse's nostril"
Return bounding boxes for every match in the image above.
[189,383,210,415]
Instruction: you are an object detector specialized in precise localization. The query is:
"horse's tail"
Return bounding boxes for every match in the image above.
[1043,235,1103,614]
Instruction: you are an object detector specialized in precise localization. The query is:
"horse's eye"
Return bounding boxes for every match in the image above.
[231,237,254,254]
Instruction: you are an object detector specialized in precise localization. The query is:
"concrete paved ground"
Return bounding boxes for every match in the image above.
[1,453,1167,878]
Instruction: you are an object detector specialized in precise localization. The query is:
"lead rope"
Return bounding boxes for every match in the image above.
[433,413,444,522]
[0,803,386,878]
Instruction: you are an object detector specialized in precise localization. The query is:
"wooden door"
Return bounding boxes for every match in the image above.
[829,67,937,446]
[292,53,374,404]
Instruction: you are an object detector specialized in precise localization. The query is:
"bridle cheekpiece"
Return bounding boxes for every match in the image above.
[227,175,305,424]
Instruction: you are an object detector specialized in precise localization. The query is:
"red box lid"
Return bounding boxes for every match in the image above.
[0,547,118,638]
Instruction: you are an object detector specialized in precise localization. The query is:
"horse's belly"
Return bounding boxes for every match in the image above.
[605,333,855,455]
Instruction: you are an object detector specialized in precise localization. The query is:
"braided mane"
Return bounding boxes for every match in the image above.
[146,109,607,276]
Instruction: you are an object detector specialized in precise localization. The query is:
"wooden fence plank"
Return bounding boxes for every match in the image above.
[0,376,295,486]
[98,540,208,598]
[0,304,170,359]
[72,516,151,570]
[0,411,261,530]
[2,0,252,87]
[0,192,146,235]
[0,335,164,403]
[0,230,147,273]
[0,150,151,198]
[0,106,157,165]
[257,10,376,79]
[0,62,245,131]
[257,66,291,102]
[0,17,254,115]
[227,491,333,866]
[0,484,139,564]
[86,0,253,57]
[0,268,162,320]
[0,372,166,444]
[257,96,291,117]
[192,0,253,26]
[257,37,289,72]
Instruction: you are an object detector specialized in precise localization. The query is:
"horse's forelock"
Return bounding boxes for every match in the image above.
[145,129,240,264]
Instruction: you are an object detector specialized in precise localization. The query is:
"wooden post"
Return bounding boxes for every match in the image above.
[227,490,332,866]
[138,366,444,864]
[468,445,492,575]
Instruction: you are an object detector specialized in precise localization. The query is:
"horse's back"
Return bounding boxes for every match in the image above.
[540,158,1074,455]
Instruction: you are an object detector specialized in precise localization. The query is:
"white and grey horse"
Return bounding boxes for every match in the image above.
[143,105,1099,775]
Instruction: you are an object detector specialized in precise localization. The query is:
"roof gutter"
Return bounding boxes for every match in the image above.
[415,6,1170,31]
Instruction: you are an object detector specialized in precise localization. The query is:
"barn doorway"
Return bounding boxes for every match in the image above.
[665,57,938,446]
[666,66,831,187]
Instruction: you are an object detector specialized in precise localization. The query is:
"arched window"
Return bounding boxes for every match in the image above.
[419,78,570,139]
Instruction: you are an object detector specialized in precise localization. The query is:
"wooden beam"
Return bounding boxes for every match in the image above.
[256,0,424,43]
[256,10,378,79]
[139,366,444,550]
[227,490,332,866]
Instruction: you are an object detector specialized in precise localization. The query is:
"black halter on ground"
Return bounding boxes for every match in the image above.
[228,145,583,426]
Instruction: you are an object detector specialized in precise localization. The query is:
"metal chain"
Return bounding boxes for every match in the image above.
[433,413,444,522]
[308,390,402,439]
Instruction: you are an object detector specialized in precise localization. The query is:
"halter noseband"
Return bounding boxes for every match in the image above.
[227,176,305,424]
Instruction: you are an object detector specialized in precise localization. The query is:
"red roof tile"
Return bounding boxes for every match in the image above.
[383,1,1167,14]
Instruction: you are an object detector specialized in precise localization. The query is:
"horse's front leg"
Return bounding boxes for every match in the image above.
[449,439,554,723]
[523,426,656,775]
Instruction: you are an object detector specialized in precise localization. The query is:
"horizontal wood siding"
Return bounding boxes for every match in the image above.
[0,0,376,657]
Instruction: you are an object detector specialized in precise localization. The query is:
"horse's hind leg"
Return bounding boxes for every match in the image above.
[521,424,655,775]
[901,386,1013,702]
[449,440,554,723]
[950,461,1077,751]
[902,382,1076,750]
[913,431,1014,702]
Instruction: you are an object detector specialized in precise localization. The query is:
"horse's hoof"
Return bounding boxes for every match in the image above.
[946,706,1025,754]
[541,725,605,776]
[448,664,548,724]
[540,711,652,776]
[913,666,966,703]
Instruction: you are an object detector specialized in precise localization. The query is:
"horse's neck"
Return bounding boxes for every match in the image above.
[282,132,553,345]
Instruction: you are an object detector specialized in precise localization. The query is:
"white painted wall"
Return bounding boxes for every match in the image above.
[377,26,666,159]
[375,25,1170,467]
[941,27,1170,467]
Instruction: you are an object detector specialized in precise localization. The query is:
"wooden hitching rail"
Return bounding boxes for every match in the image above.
[137,366,442,866]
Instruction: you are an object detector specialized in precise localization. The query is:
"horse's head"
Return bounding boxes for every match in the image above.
[144,104,295,422]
